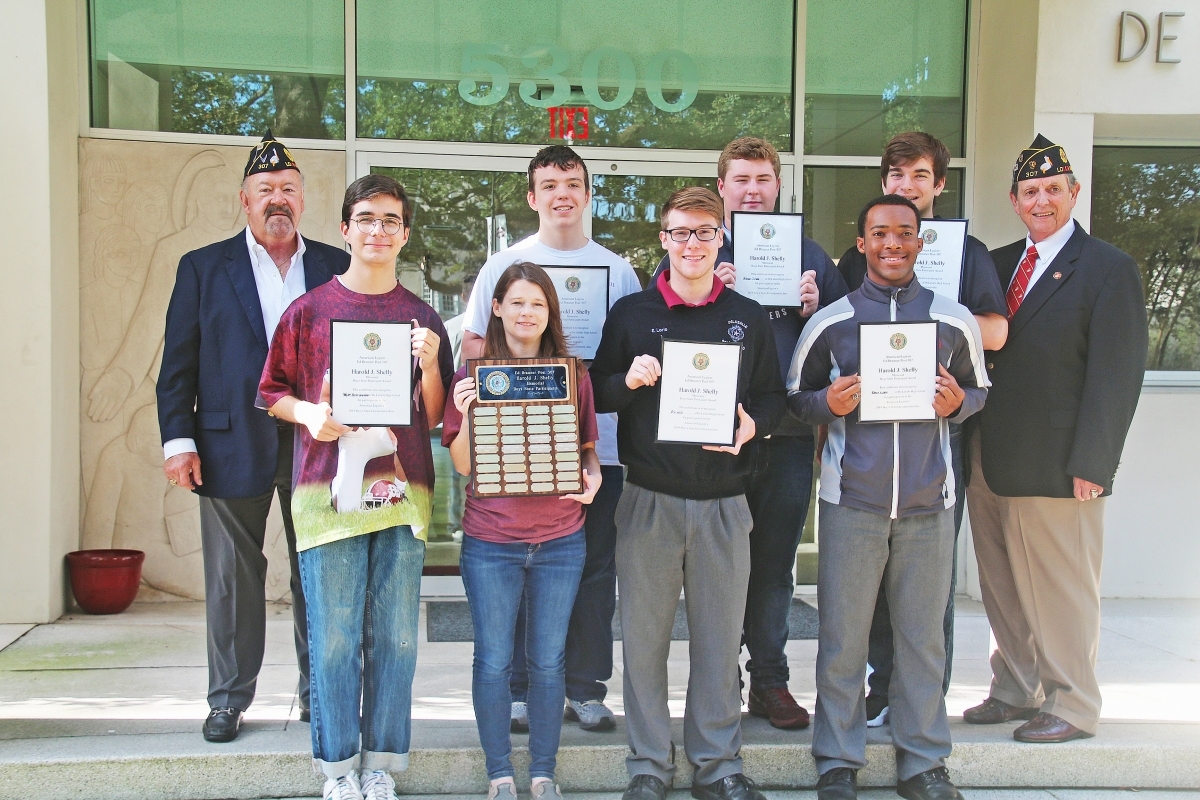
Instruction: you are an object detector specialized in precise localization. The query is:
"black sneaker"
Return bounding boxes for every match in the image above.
[623,774,670,800]
[690,773,766,800]
[816,767,857,800]
[896,767,964,800]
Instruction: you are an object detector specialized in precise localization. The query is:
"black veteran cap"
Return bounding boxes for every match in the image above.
[1013,134,1072,183]
[244,129,299,178]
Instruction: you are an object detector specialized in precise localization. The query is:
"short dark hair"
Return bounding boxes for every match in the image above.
[857,194,922,237]
[527,145,589,193]
[880,131,951,185]
[718,137,781,182]
[341,174,413,228]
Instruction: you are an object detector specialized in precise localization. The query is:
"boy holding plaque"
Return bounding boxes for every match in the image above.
[260,175,453,800]
[462,146,641,734]
[650,137,848,730]
[444,262,601,800]
[788,195,987,800]
[591,187,784,800]
[836,132,1008,727]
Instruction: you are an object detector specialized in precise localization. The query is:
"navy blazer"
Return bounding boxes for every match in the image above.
[156,230,350,499]
[979,222,1148,498]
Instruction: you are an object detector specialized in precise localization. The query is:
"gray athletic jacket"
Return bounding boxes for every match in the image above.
[787,276,989,519]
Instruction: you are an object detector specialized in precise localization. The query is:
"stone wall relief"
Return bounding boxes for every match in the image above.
[78,138,345,602]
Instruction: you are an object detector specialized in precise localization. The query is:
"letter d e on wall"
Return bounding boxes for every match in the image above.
[1118,11,1151,62]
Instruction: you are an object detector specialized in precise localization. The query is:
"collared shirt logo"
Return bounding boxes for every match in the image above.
[727,320,747,342]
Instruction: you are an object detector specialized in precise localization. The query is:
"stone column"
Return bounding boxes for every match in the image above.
[0,0,81,622]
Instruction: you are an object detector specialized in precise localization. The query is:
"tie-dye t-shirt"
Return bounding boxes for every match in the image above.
[259,278,453,551]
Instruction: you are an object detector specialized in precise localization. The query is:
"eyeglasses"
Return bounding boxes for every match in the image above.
[351,216,404,235]
[663,226,720,243]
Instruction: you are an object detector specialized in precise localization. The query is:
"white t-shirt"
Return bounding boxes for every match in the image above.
[463,234,642,466]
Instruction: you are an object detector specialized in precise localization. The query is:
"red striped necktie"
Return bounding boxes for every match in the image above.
[1005,244,1039,318]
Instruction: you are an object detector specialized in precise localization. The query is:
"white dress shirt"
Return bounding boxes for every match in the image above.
[163,229,308,460]
[1009,219,1076,294]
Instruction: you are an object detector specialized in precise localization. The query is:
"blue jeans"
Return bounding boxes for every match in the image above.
[867,424,964,700]
[461,530,586,781]
[743,436,815,688]
[512,465,623,703]
[298,526,424,780]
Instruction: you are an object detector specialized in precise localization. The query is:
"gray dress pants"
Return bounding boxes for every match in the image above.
[198,424,309,713]
[812,500,954,782]
[615,483,753,786]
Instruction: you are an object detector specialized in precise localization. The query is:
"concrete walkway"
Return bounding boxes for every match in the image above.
[0,595,1198,798]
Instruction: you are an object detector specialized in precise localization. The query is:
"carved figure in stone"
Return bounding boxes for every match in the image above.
[88,151,243,423]
[82,404,206,599]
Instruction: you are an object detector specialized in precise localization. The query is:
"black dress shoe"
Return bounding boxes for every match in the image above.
[816,767,857,800]
[690,773,766,800]
[202,707,243,743]
[623,774,670,800]
[896,767,964,800]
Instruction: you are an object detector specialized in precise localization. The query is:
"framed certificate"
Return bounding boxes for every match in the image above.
[857,321,938,424]
[541,266,610,360]
[656,339,743,446]
[731,211,805,307]
[467,357,583,497]
[329,320,413,427]
[914,219,969,302]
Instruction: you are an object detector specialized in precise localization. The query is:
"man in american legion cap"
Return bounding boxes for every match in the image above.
[962,134,1148,743]
[156,131,349,742]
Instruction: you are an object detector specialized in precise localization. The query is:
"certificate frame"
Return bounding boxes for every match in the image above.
[466,357,584,498]
[328,319,414,428]
[540,265,610,360]
[914,218,969,303]
[856,321,939,424]
[655,338,744,447]
[730,210,805,307]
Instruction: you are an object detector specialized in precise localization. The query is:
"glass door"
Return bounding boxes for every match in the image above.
[356,151,794,591]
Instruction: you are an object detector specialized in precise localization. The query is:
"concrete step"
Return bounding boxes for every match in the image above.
[1,716,1198,800]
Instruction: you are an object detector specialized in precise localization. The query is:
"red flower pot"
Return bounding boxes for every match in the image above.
[65,549,145,615]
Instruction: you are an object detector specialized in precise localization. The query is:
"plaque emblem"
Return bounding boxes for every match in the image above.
[692,353,711,370]
[484,370,512,396]
[759,223,776,240]
[889,333,908,351]
[564,275,582,293]
[922,228,938,244]
[363,332,382,351]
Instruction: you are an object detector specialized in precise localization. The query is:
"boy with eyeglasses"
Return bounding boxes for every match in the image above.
[462,145,642,734]
[651,137,848,730]
[260,174,454,800]
[591,187,784,800]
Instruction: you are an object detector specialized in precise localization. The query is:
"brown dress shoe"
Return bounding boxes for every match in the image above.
[962,696,1039,724]
[1013,713,1094,743]
[747,685,810,729]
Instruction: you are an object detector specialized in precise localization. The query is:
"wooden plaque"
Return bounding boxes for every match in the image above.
[467,357,584,498]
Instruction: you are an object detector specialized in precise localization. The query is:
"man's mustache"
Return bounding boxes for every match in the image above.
[264,204,294,221]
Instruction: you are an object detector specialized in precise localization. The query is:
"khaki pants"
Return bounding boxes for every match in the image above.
[967,431,1105,733]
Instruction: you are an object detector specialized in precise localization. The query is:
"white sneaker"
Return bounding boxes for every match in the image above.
[531,779,564,800]
[564,699,616,732]
[323,773,364,800]
[360,769,398,800]
[510,701,529,733]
